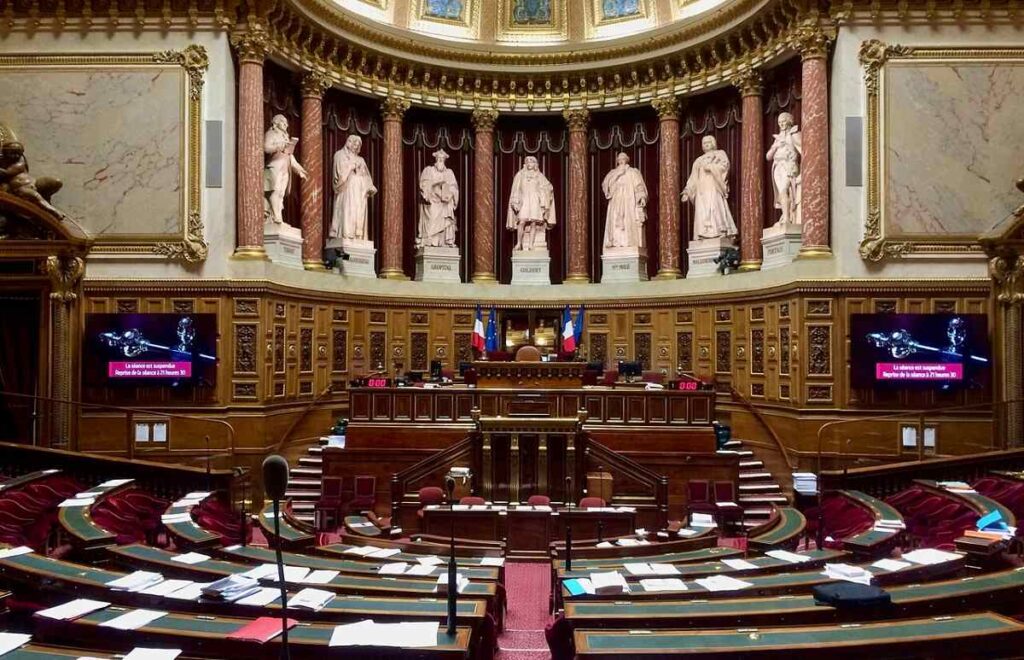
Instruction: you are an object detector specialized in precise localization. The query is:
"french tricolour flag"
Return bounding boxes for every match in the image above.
[561,305,576,353]
[472,305,486,352]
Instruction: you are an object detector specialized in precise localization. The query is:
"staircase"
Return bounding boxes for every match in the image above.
[284,441,326,526]
[717,438,789,529]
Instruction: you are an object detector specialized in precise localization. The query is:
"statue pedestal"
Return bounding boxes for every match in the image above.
[600,247,649,283]
[761,222,803,270]
[326,238,377,278]
[687,236,735,278]
[414,246,462,283]
[510,250,551,285]
[264,223,304,269]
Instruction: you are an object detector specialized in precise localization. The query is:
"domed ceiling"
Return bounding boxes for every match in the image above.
[327,0,754,68]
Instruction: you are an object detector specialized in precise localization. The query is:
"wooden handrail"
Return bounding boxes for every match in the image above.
[273,384,335,454]
[582,436,669,528]
[729,386,794,470]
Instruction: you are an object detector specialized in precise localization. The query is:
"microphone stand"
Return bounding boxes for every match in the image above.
[273,498,290,660]
[565,522,572,572]
[444,476,457,636]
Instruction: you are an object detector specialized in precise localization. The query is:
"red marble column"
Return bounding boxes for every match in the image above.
[380,97,410,279]
[230,29,269,259]
[300,72,331,270]
[734,68,765,271]
[653,97,682,279]
[471,109,498,283]
[563,108,590,283]
[796,29,832,257]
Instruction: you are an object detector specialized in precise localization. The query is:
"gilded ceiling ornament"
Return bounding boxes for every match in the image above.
[563,108,590,131]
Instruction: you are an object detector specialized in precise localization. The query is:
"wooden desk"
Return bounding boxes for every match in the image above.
[555,508,636,541]
[472,360,586,389]
[421,506,506,542]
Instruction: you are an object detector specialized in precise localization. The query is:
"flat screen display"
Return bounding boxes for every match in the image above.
[83,313,217,386]
[849,313,990,390]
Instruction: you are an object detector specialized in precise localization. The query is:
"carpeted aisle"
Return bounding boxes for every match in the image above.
[497,562,553,659]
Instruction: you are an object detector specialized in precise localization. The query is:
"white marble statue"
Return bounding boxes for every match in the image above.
[766,112,802,226]
[263,114,307,226]
[681,135,737,240]
[507,155,556,251]
[416,149,459,248]
[329,135,377,241]
[602,152,648,250]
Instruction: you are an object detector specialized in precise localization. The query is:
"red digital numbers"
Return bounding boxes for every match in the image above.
[367,378,389,388]
[677,380,698,391]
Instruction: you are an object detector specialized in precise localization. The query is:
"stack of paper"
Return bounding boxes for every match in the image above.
[690,513,716,528]
[648,563,680,575]
[871,558,910,572]
[202,575,261,602]
[563,578,595,596]
[106,571,164,592]
[164,581,211,601]
[792,472,818,495]
[479,557,504,567]
[676,528,699,537]
[170,552,210,565]
[303,570,340,585]
[235,587,281,607]
[37,598,110,621]
[99,609,168,630]
[139,580,197,598]
[901,549,962,566]
[435,573,470,595]
[160,512,192,525]
[378,562,409,575]
[694,575,753,592]
[589,571,629,595]
[876,518,905,530]
[722,558,759,571]
[329,620,439,648]
[822,563,873,585]
[287,588,335,611]
[122,648,182,660]
[595,541,614,548]
[639,578,687,592]
[623,563,657,577]
[765,550,811,564]
[0,546,33,559]
[0,633,31,656]
[240,564,279,580]
[173,491,210,507]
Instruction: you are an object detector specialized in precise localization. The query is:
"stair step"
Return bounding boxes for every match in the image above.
[291,467,322,478]
[738,460,763,468]
[286,477,321,487]
[298,456,323,467]
[734,450,754,457]
[739,483,781,492]
[742,507,774,516]
[739,494,788,504]
[284,491,320,501]
[722,440,743,448]
[290,501,315,511]
[739,472,772,480]
[307,446,323,454]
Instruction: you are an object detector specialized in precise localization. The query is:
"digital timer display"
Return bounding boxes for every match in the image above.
[676,380,699,391]
[366,377,391,388]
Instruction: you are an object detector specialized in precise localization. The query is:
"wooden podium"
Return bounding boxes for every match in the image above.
[472,361,586,389]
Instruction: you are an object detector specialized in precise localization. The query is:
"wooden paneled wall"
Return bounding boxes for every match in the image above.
[79,280,996,473]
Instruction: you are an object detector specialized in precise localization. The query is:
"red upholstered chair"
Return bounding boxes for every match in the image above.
[641,370,665,385]
[366,510,392,533]
[463,368,478,386]
[686,480,717,516]
[527,495,551,506]
[459,496,486,506]
[601,370,619,386]
[349,475,376,512]
[579,497,606,509]
[315,477,344,532]
[417,486,445,519]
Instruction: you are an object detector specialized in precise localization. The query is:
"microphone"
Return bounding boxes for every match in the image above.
[565,476,573,508]
[262,454,291,660]
[444,476,456,504]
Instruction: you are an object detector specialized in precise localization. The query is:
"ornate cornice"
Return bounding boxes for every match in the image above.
[154,44,210,101]
[563,108,591,131]
[651,96,681,120]
[471,108,499,131]
[380,96,411,121]
[731,66,764,97]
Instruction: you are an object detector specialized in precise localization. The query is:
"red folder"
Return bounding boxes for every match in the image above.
[228,616,297,643]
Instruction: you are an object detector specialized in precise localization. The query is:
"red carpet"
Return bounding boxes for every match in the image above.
[498,562,552,659]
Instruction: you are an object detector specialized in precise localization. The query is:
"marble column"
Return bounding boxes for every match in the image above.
[563,108,591,283]
[652,97,682,279]
[380,96,410,279]
[733,68,765,271]
[471,109,499,283]
[795,27,832,258]
[300,72,331,270]
[230,29,270,260]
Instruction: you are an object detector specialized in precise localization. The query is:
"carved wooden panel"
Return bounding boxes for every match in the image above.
[875,300,897,314]
[807,384,833,402]
[715,330,731,373]
[369,331,386,369]
[172,300,194,313]
[635,332,652,370]
[410,312,428,325]
[676,310,693,324]
[274,303,285,318]
[235,299,258,316]
[370,311,387,324]
[273,326,285,373]
[411,332,428,371]
[715,309,731,322]
[779,383,790,400]
[807,300,832,317]
[677,331,693,373]
[779,302,790,319]
[332,308,348,322]
[233,382,257,400]
[750,328,765,375]
[332,329,348,372]
[751,382,765,397]
[300,327,313,372]
[454,333,472,364]
[454,313,472,325]
[634,312,651,325]
[779,326,791,374]
[590,313,608,325]
[750,306,765,322]
[299,380,312,395]
[807,325,832,376]
[234,324,257,374]
[934,300,957,313]
[116,299,138,313]
[589,333,608,366]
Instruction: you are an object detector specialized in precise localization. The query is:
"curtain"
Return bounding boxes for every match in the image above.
[0,296,40,441]
[762,56,803,230]
[263,61,303,231]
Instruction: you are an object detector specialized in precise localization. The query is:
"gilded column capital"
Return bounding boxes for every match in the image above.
[381,96,411,121]
[563,108,590,132]
[229,27,270,64]
[791,22,835,60]
[652,96,681,120]
[990,252,1024,307]
[45,255,85,303]
[731,67,763,97]
[301,71,333,99]
[471,108,499,131]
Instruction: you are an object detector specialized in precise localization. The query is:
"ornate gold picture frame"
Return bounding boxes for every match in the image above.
[859,40,1024,262]
[0,46,208,262]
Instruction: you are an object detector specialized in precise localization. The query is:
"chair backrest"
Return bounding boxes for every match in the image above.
[687,479,710,503]
[418,486,445,506]
[601,370,619,385]
[459,496,486,506]
[321,476,343,499]
[713,480,735,503]
[515,345,542,362]
[463,368,478,386]
[579,497,606,509]
[353,475,376,497]
[527,495,551,506]
[641,370,664,384]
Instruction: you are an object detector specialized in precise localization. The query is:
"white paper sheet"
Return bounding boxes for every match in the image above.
[378,562,409,575]
[169,552,209,565]
[160,513,192,524]
[590,571,629,595]
[106,571,164,592]
[37,598,110,621]
[871,558,911,572]
[623,563,656,577]
[822,564,873,586]
[341,546,377,556]
[722,558,758,571]
[765,550,811,564]
[58,498,95,508]
[694,575,753,592]
[234,587,280,607]
[0,633,31,656]
[0,546,33,559]
[479,557,504,567]
[639,578,687,592]
[405,565,437,576]
[139,580,196,598]
[901,549,962,566]
[329,620,377,647]
[280,566,310,583]
[366,547,402,559]
[239,564,279,580]
[372,621,440,648]
[303,570,340,585]
[98,609,168,631]
[122,648,182,660]
[99,479,133,488]
[287,588,335,611]
[647,563,680,575]
[417,556,445,567]
[163,582,210,601]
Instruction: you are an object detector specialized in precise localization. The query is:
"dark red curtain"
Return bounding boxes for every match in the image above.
[762,56,803,230]
[494,116,569,284]
[401,108,475,280]
[0,296,40,441]
[588,108,661,281]
[322,89,385,272]
[262,61,302,231]
[680,87,743,276]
